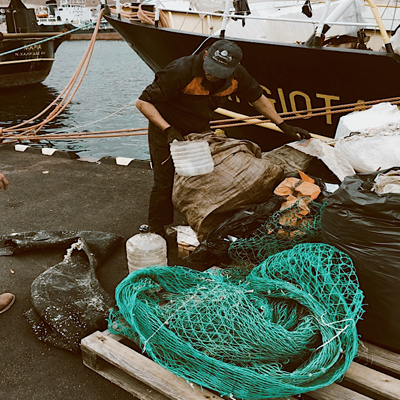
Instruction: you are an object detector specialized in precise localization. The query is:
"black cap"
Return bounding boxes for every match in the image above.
[203,40,243,79]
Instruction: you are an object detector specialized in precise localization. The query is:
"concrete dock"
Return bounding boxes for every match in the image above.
[0,144,182,399]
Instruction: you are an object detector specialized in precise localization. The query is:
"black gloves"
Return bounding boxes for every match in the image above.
[165,126,184,144]
[277,122,311,141]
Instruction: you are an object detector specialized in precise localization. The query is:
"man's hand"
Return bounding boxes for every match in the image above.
[277,122,311,141]
[0,172,9,190]
[165,126,184,144]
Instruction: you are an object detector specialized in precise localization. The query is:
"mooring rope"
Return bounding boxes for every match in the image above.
[48,99,138,135]
[0,23,94,58]
[210,96,400,129]
[0,128,148,142]
[1,9,105,140]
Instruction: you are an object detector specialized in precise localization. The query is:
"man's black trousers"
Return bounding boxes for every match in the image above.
[147,122,175,228]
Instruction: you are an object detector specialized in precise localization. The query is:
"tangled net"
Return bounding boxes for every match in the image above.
[229,199,325,265]
[109,243,364,399]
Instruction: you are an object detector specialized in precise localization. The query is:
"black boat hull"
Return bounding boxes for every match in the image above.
[104,15,400,145]
[0,38,58,88]
[0,0,69,89]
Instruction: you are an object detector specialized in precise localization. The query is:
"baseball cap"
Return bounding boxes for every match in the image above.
[203,40,243,79]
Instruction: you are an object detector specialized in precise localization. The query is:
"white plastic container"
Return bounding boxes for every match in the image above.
[126,225,168,273]
[170,140,214,177]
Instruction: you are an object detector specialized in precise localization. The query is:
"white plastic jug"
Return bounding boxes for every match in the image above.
[170,140,214,177]
[126,225,168,273]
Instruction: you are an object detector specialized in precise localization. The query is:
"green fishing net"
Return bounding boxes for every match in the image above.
[108,243,364,399]
[229,199,325,265]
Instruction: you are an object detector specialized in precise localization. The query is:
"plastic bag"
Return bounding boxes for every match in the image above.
[335,102,400,139]
[334,128,400,173]
[321,168,400,351]
[0,231,122,352]
[183,196,283,270]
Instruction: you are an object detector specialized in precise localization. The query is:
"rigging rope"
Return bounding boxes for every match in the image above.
[3,93,400,143]
[48,99,138,135]
[0,128,148,142]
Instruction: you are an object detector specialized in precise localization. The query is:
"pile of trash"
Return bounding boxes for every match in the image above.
[108,127,368,398]
[7,101,399,399]
[169,105,400,357]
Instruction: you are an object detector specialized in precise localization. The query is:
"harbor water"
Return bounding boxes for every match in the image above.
[0,40,154,159]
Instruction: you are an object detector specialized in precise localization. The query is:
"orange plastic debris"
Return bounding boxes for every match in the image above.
[274,172,321,211]
[273,172,321,231]
[298,170,315,184]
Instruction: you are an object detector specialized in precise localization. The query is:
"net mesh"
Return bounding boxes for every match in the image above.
[108,243,364,399]
[229,199,325,265]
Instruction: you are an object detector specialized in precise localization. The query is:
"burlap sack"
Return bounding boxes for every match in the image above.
[172,133,284,241]
[262,145,313,175]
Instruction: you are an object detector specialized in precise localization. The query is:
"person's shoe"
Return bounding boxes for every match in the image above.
[0,293,15,314]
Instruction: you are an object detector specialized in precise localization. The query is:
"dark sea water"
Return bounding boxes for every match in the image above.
[0,40,155,159]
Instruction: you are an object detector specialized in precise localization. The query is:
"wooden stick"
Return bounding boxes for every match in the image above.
[214,107,331,141]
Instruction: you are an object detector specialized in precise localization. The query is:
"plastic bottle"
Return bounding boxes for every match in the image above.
[170,140,214,177]
[126,225,168,273]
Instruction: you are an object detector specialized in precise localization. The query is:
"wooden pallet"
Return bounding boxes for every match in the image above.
[81,330,400,400]
[305,341,400,400]
[81,330,222,400]
[177,242,197,258]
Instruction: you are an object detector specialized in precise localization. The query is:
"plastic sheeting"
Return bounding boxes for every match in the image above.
[287,139,355,182]
[373,170,400,194]
[321,168,400,352]
[0,231,122,352]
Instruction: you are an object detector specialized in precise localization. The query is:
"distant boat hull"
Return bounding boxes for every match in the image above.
[0,0,69,89]
[0,37,58,89]
[37,22,121,40]
[104,15,400,147]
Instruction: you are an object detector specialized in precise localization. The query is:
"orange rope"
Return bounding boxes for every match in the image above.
[110,4,169,27]
[0,128,148,143]
[2,9,105,138]
[210,96,400,129]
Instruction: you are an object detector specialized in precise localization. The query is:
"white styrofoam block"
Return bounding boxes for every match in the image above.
[15,144,29,152]
[174,225,200,247]
[42,148,57,156]
[116,157,133,166]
